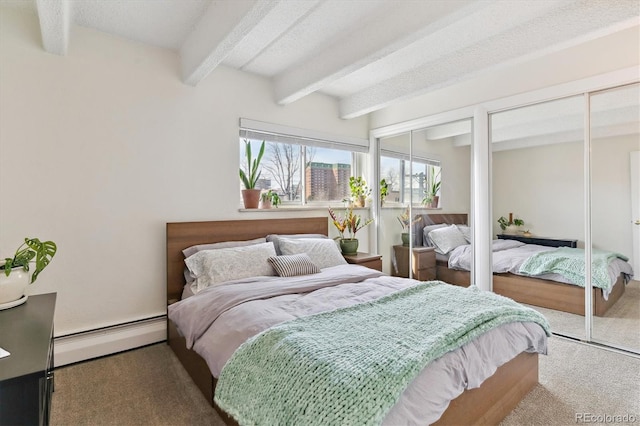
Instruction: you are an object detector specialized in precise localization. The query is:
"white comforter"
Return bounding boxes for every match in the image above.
[168,264,547,425]
[448,240,633,299]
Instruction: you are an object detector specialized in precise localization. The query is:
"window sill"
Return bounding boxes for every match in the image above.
[239,206,371,213]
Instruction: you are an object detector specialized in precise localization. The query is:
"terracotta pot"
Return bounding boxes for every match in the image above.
[429,195,439,208]
[340,238,359,255]
[241,189,261,209]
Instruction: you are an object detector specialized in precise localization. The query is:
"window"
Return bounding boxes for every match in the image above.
[239,119,368,206]
[380,152,441,206]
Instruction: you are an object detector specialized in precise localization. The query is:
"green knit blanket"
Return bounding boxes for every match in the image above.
[214,281,550,426]
[519,247,628,290]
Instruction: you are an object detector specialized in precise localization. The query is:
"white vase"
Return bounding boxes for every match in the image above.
[0,268,30,304]
[504,225,521,235]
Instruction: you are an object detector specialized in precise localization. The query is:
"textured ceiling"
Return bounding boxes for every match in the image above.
[2,0,639,119]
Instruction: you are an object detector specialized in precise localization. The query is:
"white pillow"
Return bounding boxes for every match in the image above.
[428,224,468,255]
[278,238,347,269]
[185,242,277,293]
[456,224,472,243]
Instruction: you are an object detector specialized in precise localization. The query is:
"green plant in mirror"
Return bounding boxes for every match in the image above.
[239,139,265,189]
[1,238,57,283]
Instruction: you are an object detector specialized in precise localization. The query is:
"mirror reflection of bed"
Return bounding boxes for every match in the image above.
[490,86,640,352]
[166,217,550,425]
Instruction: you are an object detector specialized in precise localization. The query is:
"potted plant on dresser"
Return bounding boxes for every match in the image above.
[329,208,373,255]
[239,139,265,209]
[0,237,57,309]
[498,213,525,235]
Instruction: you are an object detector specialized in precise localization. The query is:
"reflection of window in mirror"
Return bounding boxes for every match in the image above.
[380,154,441,207]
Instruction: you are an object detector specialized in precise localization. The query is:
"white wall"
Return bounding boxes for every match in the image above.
[370,25,639,129]
[492,141,585,243]
[0,8,369,336]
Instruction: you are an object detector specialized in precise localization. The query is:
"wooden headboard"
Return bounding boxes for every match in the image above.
[166,217,328,303]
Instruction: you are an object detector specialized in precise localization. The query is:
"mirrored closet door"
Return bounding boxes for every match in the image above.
[490,95,586,340]
[590,83,640,353]
[377,118,473,284]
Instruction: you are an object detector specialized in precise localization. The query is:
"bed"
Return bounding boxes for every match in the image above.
[413,214,631,317]
[166,217,548,425]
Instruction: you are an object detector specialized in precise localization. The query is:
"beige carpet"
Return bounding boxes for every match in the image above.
[528,280,640,351]
[51,337,640,425]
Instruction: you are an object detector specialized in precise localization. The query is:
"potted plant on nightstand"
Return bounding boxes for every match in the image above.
[349,176,371,208]
[329,208,373,255]
[0,238,57,308]
[397,207,422,246]
[259,189,281,209]
[239,139,265,209]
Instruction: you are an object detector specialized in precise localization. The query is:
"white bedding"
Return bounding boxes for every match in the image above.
[447,240,633,299]
[168,264,547,425]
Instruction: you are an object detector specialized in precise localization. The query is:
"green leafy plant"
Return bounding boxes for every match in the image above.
[329,208,373,240]
[498,214,525,231]
[380,179,389,204]
[349,176,371,198]
[1,238,57,284]
[239,139,265,189]
[260,189,281,207]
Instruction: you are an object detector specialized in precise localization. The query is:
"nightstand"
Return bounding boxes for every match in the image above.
[343,252,383,271]
[392,245,436,281]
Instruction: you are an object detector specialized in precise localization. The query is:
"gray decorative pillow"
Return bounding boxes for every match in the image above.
[428,224,468,255]
[278,238,347,269]
[266,234,328,255]
[182,237,267,258]
[422,223,448,247]
[185,242,277,293]
[268,254,321,277]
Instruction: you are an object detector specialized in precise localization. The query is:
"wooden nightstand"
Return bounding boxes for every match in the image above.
[343,252,383,271]
[392,245,436,281]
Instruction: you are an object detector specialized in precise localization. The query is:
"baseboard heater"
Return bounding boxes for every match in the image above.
[53,315,166,367]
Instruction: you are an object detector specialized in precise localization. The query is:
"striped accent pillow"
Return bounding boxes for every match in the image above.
[268,254,321,277]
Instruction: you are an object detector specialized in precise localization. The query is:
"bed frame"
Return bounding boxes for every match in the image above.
[419,214,626,317]
[166,217,538,425]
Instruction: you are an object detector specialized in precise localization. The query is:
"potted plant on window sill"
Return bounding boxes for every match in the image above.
[380,178,389,207]
[259,189,281,209]
[0,238,57,308]
[329,208,373,255]
[349,176,371,208]
[421,168,441,208]
[239,139,265,209]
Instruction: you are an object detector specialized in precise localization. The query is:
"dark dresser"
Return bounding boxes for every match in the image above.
[0,293,56,426]
[497,234,577,248]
